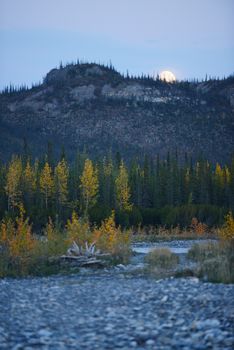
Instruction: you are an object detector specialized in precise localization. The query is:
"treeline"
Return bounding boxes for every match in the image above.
[0,150,233,229]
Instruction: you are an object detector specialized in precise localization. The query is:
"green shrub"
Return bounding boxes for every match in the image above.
[144,248,179,268]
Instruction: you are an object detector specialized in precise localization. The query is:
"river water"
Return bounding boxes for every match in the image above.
[131,239,216,255]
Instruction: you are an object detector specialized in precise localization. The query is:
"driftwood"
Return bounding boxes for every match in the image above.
[53,241,111,268]
[67,241,101,257]
[60,255,106,268]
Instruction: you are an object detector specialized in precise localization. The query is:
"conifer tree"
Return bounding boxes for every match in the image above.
[23,161,36,212]
[214,163,224,205]
[102,158,114,207]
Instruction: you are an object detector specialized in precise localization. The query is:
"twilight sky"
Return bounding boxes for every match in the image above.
[0,0,233,88]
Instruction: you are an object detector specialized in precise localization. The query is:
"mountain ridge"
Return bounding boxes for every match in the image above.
[0,62,234,163]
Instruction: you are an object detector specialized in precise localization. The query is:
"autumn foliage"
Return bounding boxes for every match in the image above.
[93,211,130,255]
[0,205,36,274]
[66,211,92,246]
[219,212,234,240]
[190,217,207,235]
[66,210,130,258]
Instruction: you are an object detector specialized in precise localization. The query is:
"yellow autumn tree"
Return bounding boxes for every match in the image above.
[9,205,35,259]
[54,159,69,207]
[115,160,132,211]
[40,162,54,209]
[94,211,117,252]
[80,159,99,217]
[5,156,23,210]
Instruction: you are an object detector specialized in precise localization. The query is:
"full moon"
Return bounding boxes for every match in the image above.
[159,70,176,83]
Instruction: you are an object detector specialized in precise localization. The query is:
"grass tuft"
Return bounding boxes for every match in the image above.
[187,240,234,283]
[144,248,179,268]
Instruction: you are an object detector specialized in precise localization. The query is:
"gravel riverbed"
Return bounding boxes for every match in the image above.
[1,272,234,350]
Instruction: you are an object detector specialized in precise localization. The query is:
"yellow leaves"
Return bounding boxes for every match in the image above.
[219,211,234,240]
[80,159,99,215]
[94,211,116,251]
[66,211,91,245]
[0,205,35,261]
[40,162,54,208]
[94,211,130,254]
[215,163,222,178]
[0,222,7,243]
[10,208,35,258]
[115,161,132,211]
[54,159,69,205]
[0,219,15,245]
[5,156,23,209]
[214,163,231,188]
[66,210,130,256]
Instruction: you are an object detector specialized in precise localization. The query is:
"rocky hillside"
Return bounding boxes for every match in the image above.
[0,62,234,163]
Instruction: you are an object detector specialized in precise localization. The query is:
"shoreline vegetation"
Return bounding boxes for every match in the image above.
[0,151,233,280]
[0,208,131,278]
[0,207,233,281]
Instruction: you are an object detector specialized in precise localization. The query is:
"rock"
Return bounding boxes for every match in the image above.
[145,339,155,345]
[193,319,220,330]
[1,269,233,350]
[38,329,52,338]
[161,295,168,302]
[70,85,95,102]
[188,277,200,283]
[129,340,137,347]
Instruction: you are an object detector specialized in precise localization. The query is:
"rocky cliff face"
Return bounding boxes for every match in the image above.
[0,63,233,163]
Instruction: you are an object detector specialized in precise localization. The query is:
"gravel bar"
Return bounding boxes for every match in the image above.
[1,273,233,349]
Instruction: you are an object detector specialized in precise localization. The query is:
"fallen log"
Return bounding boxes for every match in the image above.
[59,255,106,268]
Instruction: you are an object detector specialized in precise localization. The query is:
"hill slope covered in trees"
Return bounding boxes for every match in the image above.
[0,62,234,163]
